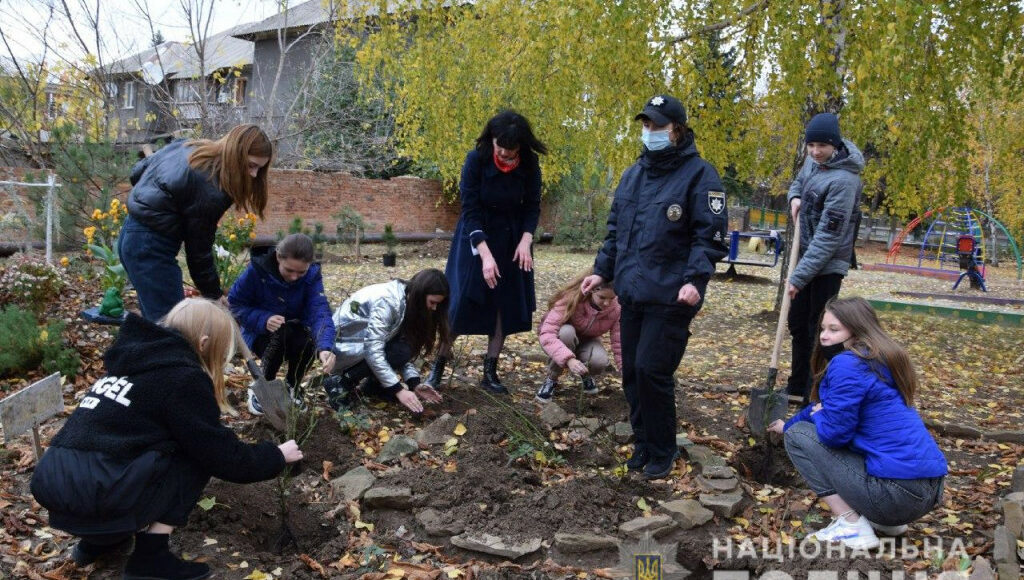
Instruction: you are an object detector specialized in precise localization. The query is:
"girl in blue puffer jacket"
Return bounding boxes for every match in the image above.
[768,296,947,551]
[229,234,336,414]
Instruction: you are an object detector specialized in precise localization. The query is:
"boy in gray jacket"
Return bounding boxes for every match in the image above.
[786,113,863,403]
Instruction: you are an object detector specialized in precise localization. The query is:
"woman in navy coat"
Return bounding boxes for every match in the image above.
[425,111,547,394]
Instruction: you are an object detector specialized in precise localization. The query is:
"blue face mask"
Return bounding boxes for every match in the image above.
[641,128,672,151]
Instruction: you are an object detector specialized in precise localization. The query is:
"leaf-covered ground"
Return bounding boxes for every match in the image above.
[0,242,1021,579]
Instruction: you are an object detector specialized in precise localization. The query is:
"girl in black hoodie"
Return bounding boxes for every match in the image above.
[31,298,303,580]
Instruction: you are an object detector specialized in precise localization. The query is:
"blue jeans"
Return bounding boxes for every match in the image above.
[784,421,944,527]
[119,216,184,321]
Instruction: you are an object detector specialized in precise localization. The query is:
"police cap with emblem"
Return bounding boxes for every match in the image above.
[635,94,687,127]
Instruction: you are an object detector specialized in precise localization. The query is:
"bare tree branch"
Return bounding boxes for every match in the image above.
[668,0,770,44]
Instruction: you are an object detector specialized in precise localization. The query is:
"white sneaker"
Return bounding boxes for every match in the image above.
[809,514,880,550]
[867,520,908,536]
[247,388,264,415]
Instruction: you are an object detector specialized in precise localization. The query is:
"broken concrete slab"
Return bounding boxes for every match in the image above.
[553,532,619,553]
[450,532,542,559]
[676,434,694,449]
[329,466,376,502]
[1011,465,1024,494]
[362,486,413,510]
[414,413,459,446]
[1002,493,1024,539]
[377,435,420,463]
[697,474,739,493]
[657,499,714,530]
[415,508,464,536]
[968,556,995,580]
[684,445,727,468]
[538,402,572,429]
[993,525,1017,565]
[569,417,602,434]
[619,514,677,539]
[699,493,744,518]
[995,563,1018,580]
[612,422,634,444]
[701,465,736,479]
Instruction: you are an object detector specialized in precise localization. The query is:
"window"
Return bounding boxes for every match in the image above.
[120,81,135,109]
[45,92,57,120]
[217,80,232,104]
[232,77,246,106]
[174,80,200,103]
[215,77,247,106]
[106,81,118,101]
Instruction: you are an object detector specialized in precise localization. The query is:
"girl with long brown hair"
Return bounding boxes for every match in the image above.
[31,299,302,579]
[768,297,947,551]
[120,124,273,321]
[323,269,450,414]
[535,268,621,403]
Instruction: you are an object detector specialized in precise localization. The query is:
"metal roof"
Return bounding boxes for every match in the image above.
[231,0,411,40]
[104,27,253,80]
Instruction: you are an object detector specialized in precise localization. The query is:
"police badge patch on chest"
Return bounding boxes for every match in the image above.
[708,191,726,215]
[666,204,683,222]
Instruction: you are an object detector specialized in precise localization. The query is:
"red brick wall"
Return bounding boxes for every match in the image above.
[260,170,557,238]
[1,167,559,243]
[261,170,458,237]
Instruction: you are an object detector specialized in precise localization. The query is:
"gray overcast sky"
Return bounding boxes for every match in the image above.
[1,0,283,63]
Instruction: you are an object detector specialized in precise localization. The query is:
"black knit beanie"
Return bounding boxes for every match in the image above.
[804,113,843,148]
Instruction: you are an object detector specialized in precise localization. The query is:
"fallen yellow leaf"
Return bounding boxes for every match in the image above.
[453,423,467,436]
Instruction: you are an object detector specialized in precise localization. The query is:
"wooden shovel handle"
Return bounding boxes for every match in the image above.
[770,218,802,369]
[234,333,265,382]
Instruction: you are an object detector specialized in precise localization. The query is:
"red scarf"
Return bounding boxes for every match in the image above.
[493,151,520,173]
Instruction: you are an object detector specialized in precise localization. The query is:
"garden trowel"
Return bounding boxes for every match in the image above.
[236,337,292,431]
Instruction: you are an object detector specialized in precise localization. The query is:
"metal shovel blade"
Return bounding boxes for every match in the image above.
[236,337,293,431]
[747,386,788,440]
[249,375,293,431]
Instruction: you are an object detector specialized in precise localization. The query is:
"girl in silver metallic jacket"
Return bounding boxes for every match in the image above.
[323,269,451,414]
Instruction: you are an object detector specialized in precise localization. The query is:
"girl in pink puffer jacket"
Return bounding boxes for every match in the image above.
[535,269,622,403]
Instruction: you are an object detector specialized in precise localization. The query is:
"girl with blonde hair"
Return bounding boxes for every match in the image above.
[120,124,274,321]
[32,298,302,580]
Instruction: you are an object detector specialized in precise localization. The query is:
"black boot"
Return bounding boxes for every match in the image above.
[323,373,356,411]
[424,356,448,388]
[625,445,649,472]
[123,533,211,580]
[71,535,132,566]
[480,356,508,394]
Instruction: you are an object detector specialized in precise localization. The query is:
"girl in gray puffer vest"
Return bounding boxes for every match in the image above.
[785,113,863,403]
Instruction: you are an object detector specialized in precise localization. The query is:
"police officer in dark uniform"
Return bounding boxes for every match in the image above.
[582,94,728,479]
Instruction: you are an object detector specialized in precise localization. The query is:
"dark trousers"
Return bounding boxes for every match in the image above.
[253,321,316,389]
[786,273,843,400]
[74,455,210,545]
[344,336,413,401]
[619,303,697,461]
[118,215,185,322]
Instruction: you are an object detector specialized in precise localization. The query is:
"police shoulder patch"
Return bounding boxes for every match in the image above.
[707,191,726,215]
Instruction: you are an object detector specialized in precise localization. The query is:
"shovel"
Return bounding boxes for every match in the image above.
[236,337,293,431]
[748,218,802,440]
